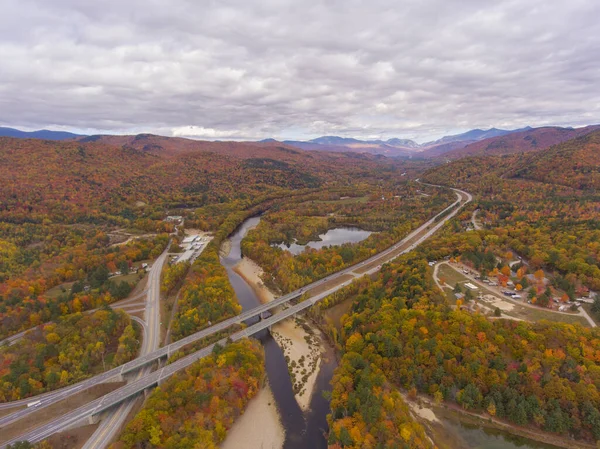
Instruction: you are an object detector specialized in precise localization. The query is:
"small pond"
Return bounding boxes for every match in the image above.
[438,411,563,449]
[274,227,372,255]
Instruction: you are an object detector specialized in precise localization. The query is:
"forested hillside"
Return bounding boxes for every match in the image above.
[512,130,600,190]
[0,136,406,340]
[78,133,314,159]
[0,308,138,401]
[322,247,600,445]
[423,130,600,291]
[0,137,335,222]
[442,125,600,159]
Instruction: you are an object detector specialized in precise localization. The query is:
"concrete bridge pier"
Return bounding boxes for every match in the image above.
[110,373,124,383]
[157,375,168,387]
[87,413,101,425]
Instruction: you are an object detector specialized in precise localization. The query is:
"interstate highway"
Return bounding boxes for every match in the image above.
[1,184,470,445]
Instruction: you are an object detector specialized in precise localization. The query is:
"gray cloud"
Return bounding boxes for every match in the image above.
[1,0,599,141]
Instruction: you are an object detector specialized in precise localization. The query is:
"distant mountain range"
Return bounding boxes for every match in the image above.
[308,136,421,149]
[441,125,600,159]
[277,125,600,159]
[278,127,534,158]
[3,124,600,160]
[423,127,532,146]
[0,127,82,140]
[279,136,419,158]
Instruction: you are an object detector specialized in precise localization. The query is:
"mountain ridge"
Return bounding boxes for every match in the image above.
[281,127,533,158]
[422,126,532,146]
[441,124,600,159]
[423,128,600,191]
[0,127,83,140]
[3,124,599,161]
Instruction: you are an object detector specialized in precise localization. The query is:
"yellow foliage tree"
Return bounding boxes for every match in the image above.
[46,332,60,344]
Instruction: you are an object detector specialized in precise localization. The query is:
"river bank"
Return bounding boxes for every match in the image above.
[232,257,275,303]
[234,255,325,413]
[405,393,594,449]
[221,382,285,449]
[220,216,336,448]
[272,318,323,411]
[219,238,232,258]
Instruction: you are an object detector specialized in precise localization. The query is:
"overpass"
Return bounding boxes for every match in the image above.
[0,185,471,446]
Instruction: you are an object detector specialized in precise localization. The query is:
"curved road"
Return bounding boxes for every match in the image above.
[471,209,482,230]
[1,183,471,446]
[0,291,150,412]
[0,184,470,424]
[440,261,597,328]
[81,249,168,449]
[0,289,149,349]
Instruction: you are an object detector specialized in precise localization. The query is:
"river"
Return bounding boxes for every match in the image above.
[221,216,336,449]
[221,217,557,449]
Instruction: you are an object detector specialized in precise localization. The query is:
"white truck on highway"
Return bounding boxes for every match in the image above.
[27,400,41,408]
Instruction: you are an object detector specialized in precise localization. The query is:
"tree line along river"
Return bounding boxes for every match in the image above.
[219,216,563,449]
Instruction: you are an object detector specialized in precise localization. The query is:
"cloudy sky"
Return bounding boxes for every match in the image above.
[1,0,599,142]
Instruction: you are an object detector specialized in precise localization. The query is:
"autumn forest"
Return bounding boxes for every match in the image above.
[2,128,600,449]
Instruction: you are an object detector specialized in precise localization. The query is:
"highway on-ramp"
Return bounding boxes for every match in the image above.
[0,292,149,411]
[1,184,471,447]
[80,249,168,449]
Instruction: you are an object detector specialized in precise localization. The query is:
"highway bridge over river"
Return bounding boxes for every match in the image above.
[0,184,471,447]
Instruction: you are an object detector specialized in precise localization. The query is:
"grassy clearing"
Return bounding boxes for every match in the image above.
[161,289,180,345]
[45,282,75,299]
[436,264,590,327]
[437,264,469,287]
[513,306,589,326]
[582,304,600,326]
[111,272,143,285]
[442,287,458,304]
[322,297,354,330]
